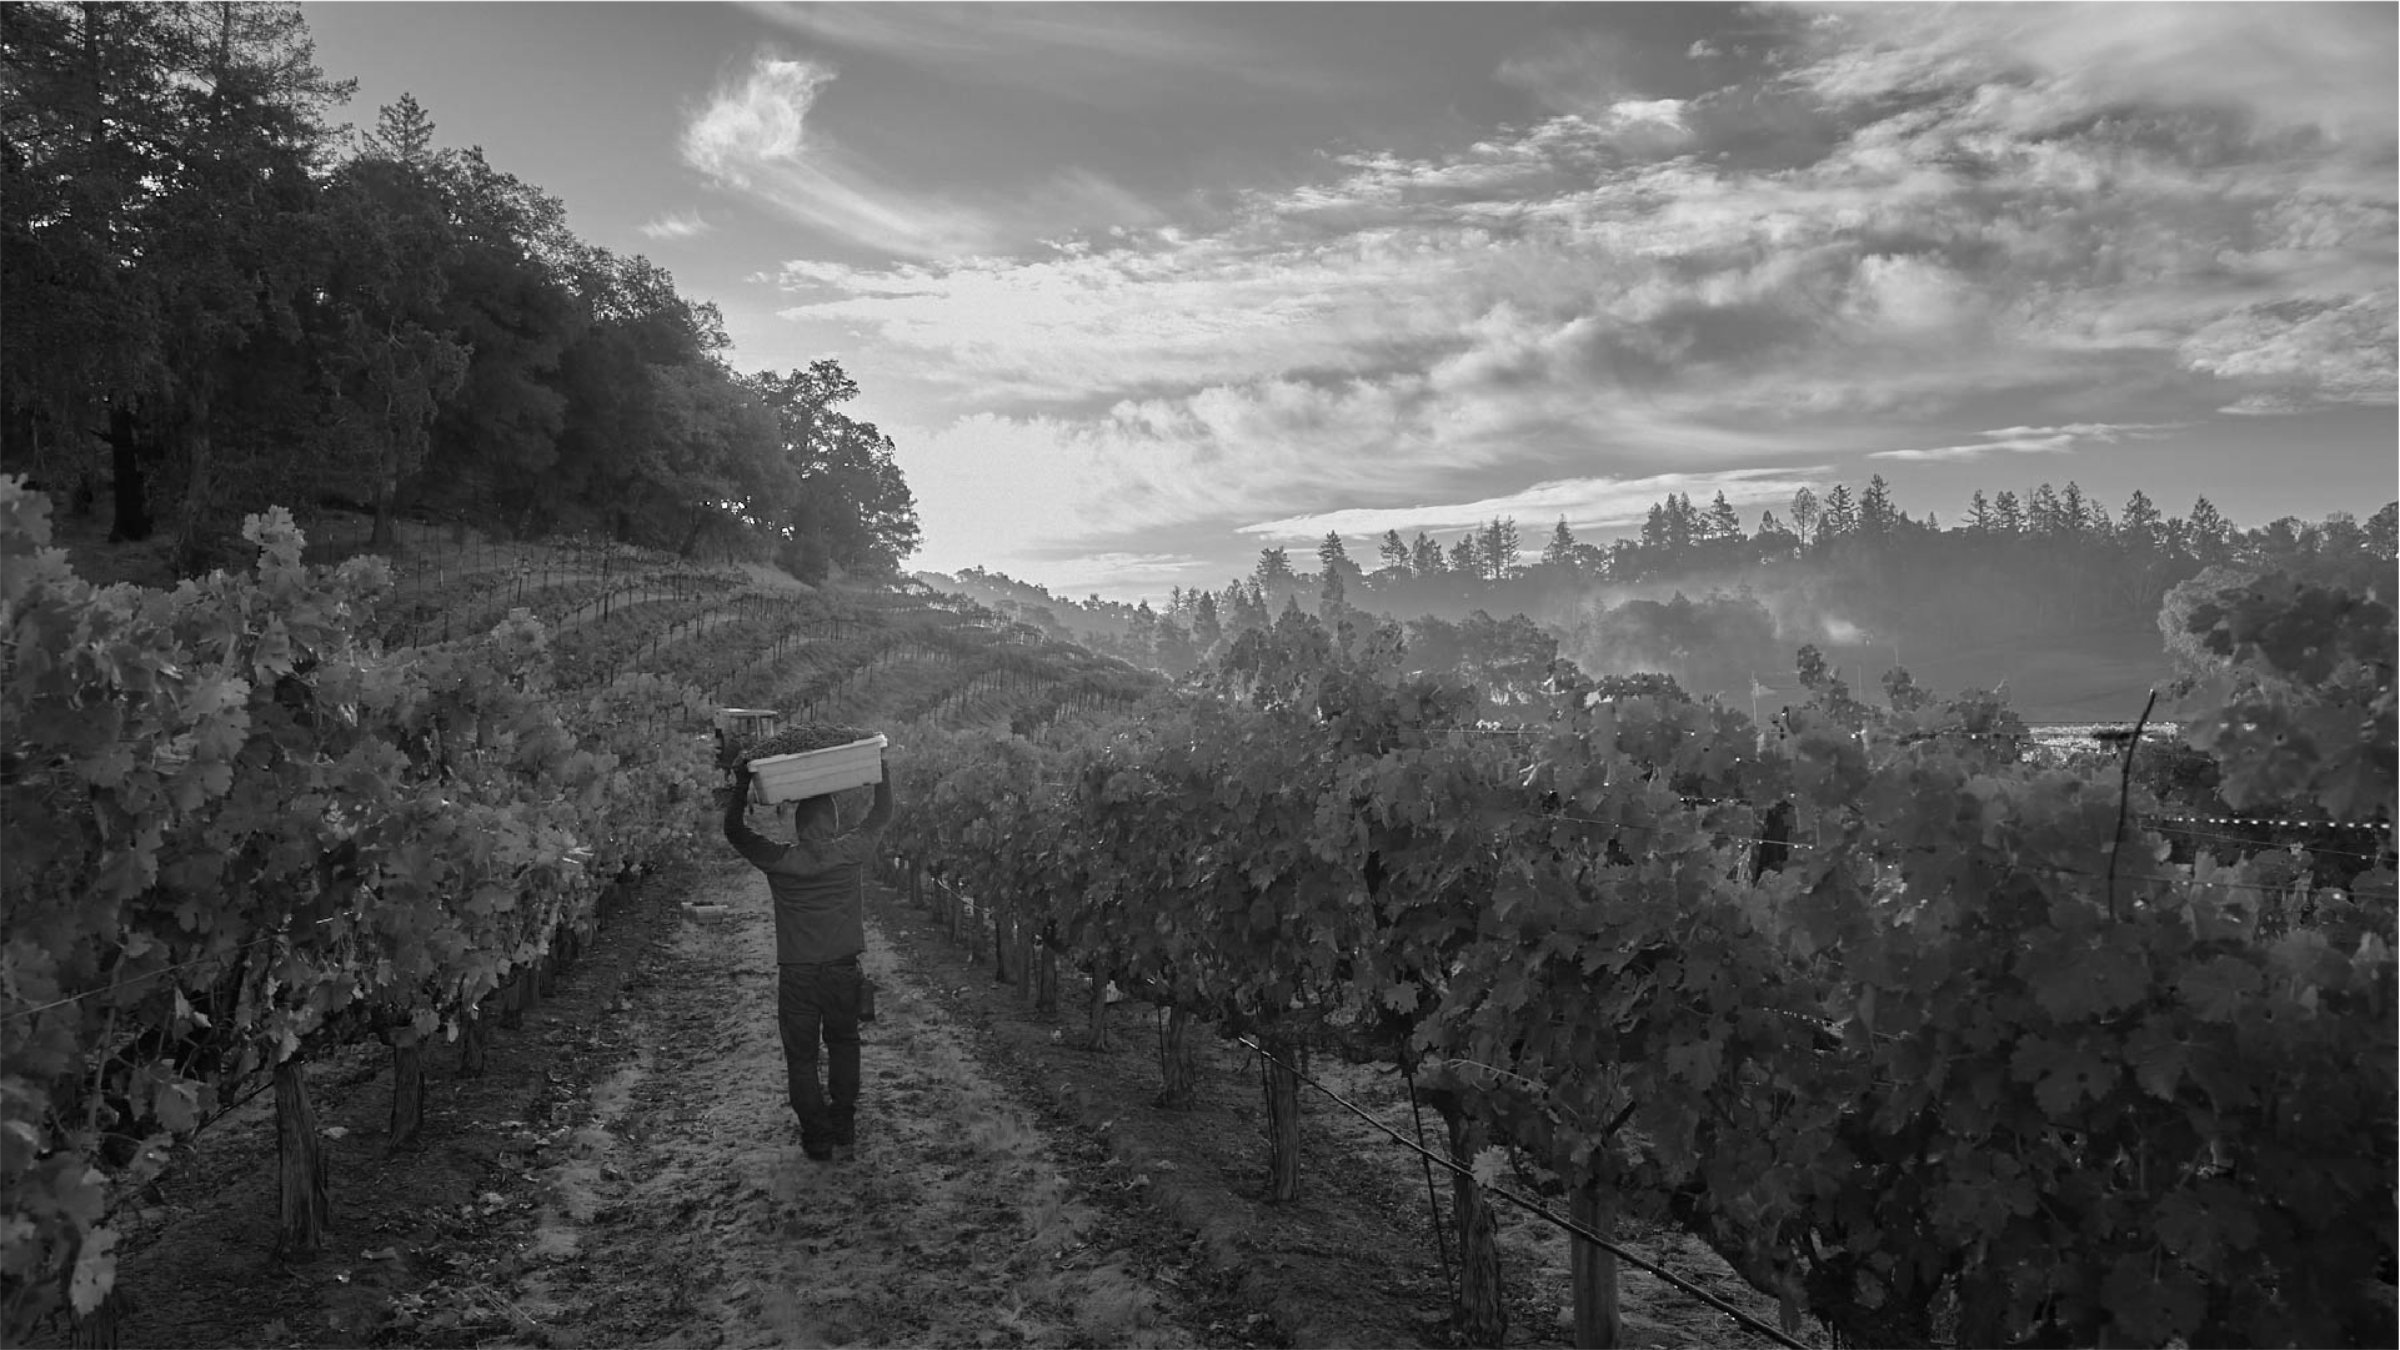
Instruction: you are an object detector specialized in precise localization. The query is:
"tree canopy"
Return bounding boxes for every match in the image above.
[0,1,918,577]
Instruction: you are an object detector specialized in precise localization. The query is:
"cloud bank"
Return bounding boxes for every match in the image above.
[723,4,2392,589]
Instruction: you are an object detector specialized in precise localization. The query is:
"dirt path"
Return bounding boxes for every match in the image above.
[501,862,1202,1349]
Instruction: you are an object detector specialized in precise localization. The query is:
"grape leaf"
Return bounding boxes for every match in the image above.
[2122,1015,2195,1100]
[1470,1146,1510,1189]
[2152,1180,2259,1264]
[2026,933,2150,1022]
[68,1225,118,1316]
[2100,1254,2205,1345]
[1664,1035,1724,1088]
[2177,956,2262,1023]
[2010,1037,2119,1116]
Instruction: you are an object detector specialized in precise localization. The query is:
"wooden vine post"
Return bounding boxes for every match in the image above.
[1571,1172,1622,1349]
[1084,969,1112,1050]
[458,999,491,1077]
[1029,929,1055,1012]
[1156,1005,1199,1108]
[497,965,527,1029]
[275,1058,329,1256]
[389,1029,426,1149]
[1431,1088,1507,1346]
[1018,920,1040,1005]
[1261,1032,1304,1202]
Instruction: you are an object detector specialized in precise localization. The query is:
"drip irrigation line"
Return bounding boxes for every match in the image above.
[2,919,336,1024]
[2152,814,2394,833]
[2144,820,2394,865]
[1231,1035,1811,1350]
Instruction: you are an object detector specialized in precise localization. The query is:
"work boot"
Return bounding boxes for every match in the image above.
[797,1115,833,1161]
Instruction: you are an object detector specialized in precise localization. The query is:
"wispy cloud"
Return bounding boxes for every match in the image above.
[1011,552,1215,593]
[2218,393,2307,417]
[681,48,1174,259]
[743,1,1339,102]
[1789,3,2395,141]
[637,209,714,241]
[680,51,996,257]
[1238,468,1832,544]
[1869,423,2186,463]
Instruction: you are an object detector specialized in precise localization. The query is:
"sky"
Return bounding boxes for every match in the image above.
[302,2,2398,602]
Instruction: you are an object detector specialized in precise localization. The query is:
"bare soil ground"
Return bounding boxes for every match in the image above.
[70,858,1805,1349]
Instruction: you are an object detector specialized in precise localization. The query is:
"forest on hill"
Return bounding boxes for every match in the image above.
[930,479,2397,719]
[1,2,917,582]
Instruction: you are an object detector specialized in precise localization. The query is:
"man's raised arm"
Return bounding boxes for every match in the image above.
[857,763,894,835]
[723,769,787,870]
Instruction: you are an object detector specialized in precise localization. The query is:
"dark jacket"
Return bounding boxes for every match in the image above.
[724,773,894,965]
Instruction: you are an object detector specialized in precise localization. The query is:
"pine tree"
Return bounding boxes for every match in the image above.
[362,91,438,167]
[1479,517,1521,579]
[1379,528,1412,577]
[1993,489,2025,534]
[1542,517,1577,567]
[1858,474,1896,536]
[1412,531,1445,575]
[1254,547,1293,583]
[2029,483,2064,534]
[1449,534,1478,576]
[1640,502,1673,551]
[1967,490,1993,532]
[1705,491,1741,542]
[1318,530,1351,577]
[2185,496,2229,559]
[1789,486,1820,547]
[1821,483,1857,537]
[2059,481,2088,533]
[1317,564,1348,621]
[1667,494,1699,551]
[1192,591,1222,650]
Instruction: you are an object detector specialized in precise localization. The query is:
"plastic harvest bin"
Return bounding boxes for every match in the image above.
[747,734,888,804]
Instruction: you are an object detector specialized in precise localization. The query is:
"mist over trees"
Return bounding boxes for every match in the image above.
[1,2,917,579]
[929,480,2396,713]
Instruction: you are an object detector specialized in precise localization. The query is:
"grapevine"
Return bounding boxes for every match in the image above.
[0,479,715,1336]
[886,603,2396,1347]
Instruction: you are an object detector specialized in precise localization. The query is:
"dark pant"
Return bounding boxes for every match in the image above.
[777,959,863,1148]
